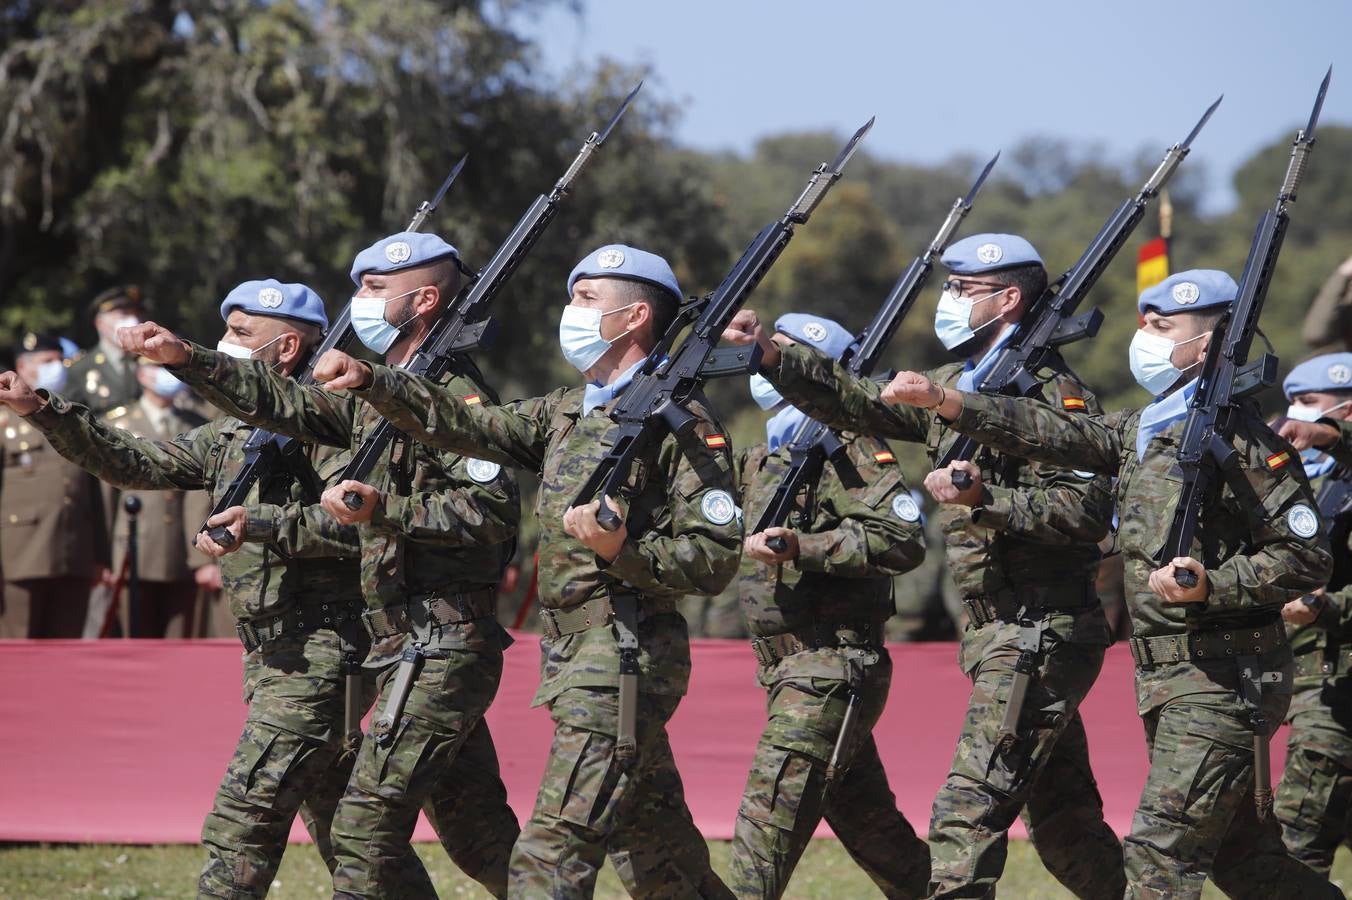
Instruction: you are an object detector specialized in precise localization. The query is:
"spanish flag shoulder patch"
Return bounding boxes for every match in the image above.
[704,433,727,449]
[463,394,482,406]
[1266,450,1291,471]
[873,450,896,464]
[1062,396,1087,412]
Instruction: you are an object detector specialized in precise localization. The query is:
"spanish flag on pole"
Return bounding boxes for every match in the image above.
[1136,237,1170,296]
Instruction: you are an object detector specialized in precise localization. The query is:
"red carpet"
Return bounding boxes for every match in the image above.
[0,637,1287,844]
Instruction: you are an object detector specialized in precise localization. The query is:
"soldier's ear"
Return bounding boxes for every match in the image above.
[416,285,440,316]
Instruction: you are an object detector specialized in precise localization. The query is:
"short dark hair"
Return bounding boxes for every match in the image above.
[423,257,463,313]
[614,278,679,344]
[992,263,1048,311]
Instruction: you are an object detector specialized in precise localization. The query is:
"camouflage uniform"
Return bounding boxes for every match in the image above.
[730,432,931,898]
[353,362,743,899]
[766,342,1124,899]
[1302,267,1352,353]
[171,345,522,899]
[945,389,1339,899]
[25,390,373,898]
[679,581,748,638]
[1276,423,1352,875]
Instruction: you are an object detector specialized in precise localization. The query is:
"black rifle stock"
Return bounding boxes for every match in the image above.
[340,83,643,511]
[570,118,875,532]
[759,152,1000,553]
[940,97,1222,485]
[1164,69,1331,590]
[202,155,469,546]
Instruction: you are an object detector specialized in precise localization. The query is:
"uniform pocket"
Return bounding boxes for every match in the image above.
[225,722,320,810]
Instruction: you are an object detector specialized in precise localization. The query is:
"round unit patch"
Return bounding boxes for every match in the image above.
[975,242,1004,265]
[384,241,412,265]
[596,248,625,269]
[1330,363,1352,385]
[801,321,828,343]
[701,490,737,526]
[257,287,284,309]
[465,458,502,484]
[891,494,921,522]
[1171,281,1200,305]
[1287,503,1319,539]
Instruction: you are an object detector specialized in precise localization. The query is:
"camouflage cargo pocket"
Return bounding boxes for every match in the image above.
[225,721,320,810]
[372,716,456,797]
[554,729,623,829]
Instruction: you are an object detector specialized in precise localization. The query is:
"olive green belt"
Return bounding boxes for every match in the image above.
[538,591,675,640]
[362,588,497,639]
[1129,620,1287,668]
[236,595,365,653]
[963,581,1097,627]
[750,618,884,668]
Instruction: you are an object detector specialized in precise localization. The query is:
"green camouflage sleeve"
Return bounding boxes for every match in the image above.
[950,391,1127,475]
[25,391,214,491]
[765,342,930,442]
[1323,419,1352,469]
[795,435,925,578]
[357,364,555,472]
[601,424,743,599]
[1205,421,1332,610]
[368,453,520,547]
[970,375,1114,546]
[172,343,355,449]
[1302,267,1352,351]
[241,501,359,560]
[1306,590,1352,634]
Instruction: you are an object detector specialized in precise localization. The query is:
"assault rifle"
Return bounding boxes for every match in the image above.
[758,152,999,553]
[341,83,643,510]
[202,155,468,545]
[944,97,1221,483]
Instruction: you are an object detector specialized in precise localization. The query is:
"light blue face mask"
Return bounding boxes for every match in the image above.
[34,360,67,393]
[351,286,422,354]
[748,373,784,410]
[558,302,636,373]
[933,287,1005,351]
[149,366,186,398]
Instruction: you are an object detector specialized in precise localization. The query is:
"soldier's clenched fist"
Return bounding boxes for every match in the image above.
[0,371,42,415]
[117,321,190,366]
[314,350,373,391]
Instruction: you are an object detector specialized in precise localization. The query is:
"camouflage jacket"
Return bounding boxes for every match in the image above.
[1290,422,1352,685]
[734,431,924,641]
[947,390,1330,641]
[25,393,359,622]
[1302,267,1352,353]
[171,346,519,654]
[353,363,743,705]
[766,342,1115,644]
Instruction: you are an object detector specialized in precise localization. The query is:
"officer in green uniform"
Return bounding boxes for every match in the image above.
[126,238,523,900]
[883,269,1341,899]
[725,233,1124,899]
[309,243,743,899]
[67,285,146,414]
[1269,354,1352,875]
[1302,256,1352,353]
[731,312,931,899]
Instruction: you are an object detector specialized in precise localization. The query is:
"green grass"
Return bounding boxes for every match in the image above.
[1,840,1349,898]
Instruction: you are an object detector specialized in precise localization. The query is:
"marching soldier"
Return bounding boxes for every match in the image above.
[99,359,214,636]
[309,243,742,898]
[1302,255,1352,353]
[730,312,931,899]
[1268,354,1352,875]
[884,270,1341,898]
[1,332,109,638]
[128,235,522,899]
[725,234,1124,899]
[67,285,146,414]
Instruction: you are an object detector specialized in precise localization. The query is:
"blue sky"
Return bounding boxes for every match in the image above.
[517,0,1350,213]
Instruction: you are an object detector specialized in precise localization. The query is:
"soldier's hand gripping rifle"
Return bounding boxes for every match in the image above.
[1157,67,1331,820]
[567,118,872,762]
[202,156,470,546]
[945,97,1222,489]
[339,83,643,512]
[759,152,1000,554]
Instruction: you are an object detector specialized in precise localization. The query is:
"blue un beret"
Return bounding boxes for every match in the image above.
[1284,352,1352,399]
[1139,269,1237,317]
[350,231,460,286]
[220,279,328,330]
[567,244,681,301]
[775,313,856,361]
[941,233,1044,275]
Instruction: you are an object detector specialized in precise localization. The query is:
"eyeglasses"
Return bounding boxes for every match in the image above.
[942,278,1008,298]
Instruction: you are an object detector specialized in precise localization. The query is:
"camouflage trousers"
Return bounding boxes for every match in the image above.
[198,628,378,899]
[1276,680,1352,876]
[928,627,1123,899]
[1124,661,1341,899]
[509,687,732,899]
[329,646,516,898]
[730,650,930,899]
